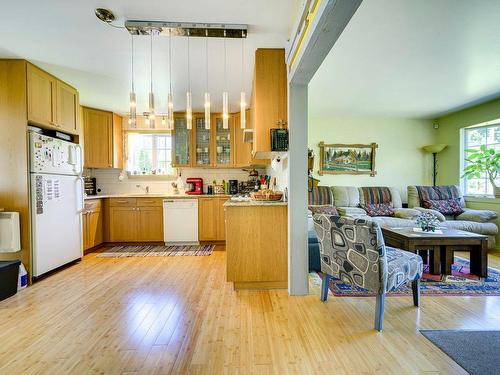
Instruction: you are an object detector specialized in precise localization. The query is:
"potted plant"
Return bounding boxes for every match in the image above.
[463,145,500,198]
[415,212,441,232]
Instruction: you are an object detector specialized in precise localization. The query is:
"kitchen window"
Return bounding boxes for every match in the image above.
[125,132,174,176]
[462,122,500,196]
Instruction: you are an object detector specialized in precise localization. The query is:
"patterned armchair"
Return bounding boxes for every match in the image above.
[313,214,423,331]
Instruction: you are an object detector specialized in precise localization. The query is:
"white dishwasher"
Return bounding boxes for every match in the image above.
[163,199,199,245]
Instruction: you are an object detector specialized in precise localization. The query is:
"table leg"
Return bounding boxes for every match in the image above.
[429,246,441,275]
[470,240,488,278]
[441,246,453,275]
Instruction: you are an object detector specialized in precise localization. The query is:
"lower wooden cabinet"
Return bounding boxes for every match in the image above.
[107,198,164,242]
[83,199,103,251]
[198,197,227,241]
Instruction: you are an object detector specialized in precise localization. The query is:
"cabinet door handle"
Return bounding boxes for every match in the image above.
[116,200,129,203]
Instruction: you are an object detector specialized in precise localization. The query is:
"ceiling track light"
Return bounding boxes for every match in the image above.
[222,30,229,130]
[240,30,246,129]
[125,20,248,38]
[204,29,210,130]
[167,29,174,130]
[129,34,136,128]
[149,31,155,129]
[186,30,192,130]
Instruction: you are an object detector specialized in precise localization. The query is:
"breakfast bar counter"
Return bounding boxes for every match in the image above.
[224,201,288,290]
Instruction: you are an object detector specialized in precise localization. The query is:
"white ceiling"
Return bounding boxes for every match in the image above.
[309,0,500,119]
[0,0,299,114]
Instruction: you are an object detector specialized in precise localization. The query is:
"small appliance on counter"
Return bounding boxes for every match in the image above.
[185,177,203,195]
[84,176,97,196]
[229,180,238,195]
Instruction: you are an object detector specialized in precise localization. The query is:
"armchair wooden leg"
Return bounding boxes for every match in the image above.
[374,293,385,331]
[321,274,330,302]
[412,279,420,307]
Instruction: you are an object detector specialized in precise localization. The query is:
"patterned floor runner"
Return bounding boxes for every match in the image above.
[310,257,500,297]
[97,244,215,258]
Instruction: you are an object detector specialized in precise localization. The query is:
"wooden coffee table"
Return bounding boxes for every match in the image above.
[382,227,488,278]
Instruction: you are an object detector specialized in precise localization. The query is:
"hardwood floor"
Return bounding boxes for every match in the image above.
[1,248,499,374]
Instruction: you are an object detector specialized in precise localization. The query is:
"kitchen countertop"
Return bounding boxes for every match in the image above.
[84,193,232,200]
[224,200,288,207]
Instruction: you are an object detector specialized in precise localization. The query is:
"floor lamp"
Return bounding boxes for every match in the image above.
[422,144,447,186]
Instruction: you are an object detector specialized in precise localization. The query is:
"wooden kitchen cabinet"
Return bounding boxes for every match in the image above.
[83,199,103,251]
[137,207,164,241]
[213,114,233,167]
[193,115,212,167]
[251,49,288,158]
[226,204,288,290]
[82,107,123,169]
[198,197,227,242]
[172,114,191,167]
[107,198,163,242]
[232,110,269,167]
[27,64,56,127]
[27,63,80,134]
[55,80,79,134]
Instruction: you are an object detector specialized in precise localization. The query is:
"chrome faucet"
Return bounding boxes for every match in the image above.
[136,184,150,194]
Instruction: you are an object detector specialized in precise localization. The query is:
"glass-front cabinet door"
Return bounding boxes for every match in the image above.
[214,115,232,167]
[172,115,191,167]
[194,115,211,166]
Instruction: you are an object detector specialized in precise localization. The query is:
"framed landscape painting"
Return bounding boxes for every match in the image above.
[318,142,378,176]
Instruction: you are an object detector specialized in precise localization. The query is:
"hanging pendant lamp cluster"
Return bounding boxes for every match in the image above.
[127,22,248,131]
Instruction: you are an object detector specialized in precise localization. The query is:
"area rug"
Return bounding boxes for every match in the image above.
[420,330,500,375]
[310,257,500,297]
[97,244,215,258]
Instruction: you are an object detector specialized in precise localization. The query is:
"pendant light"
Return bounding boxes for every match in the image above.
[186,30,192,130]
[204,29,211,130]
[240,31,246,129]
[148,31,155,128]
[167,29,174,130]
[129,34,137,128]
[222,30,229,129]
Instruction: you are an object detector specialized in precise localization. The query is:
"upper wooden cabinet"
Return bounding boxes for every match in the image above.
[251,49,288,157]
[172,111,266,168]
[27,63,79,135]
[82,107,123,169]
[55,80,79,133]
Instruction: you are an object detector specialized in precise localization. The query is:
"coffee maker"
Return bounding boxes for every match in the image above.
[229,180,238,195]
[185,178,203,195]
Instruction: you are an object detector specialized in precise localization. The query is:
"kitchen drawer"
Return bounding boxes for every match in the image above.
[84,199,102,212]
[136,198,163,207]
[108,197,137,207]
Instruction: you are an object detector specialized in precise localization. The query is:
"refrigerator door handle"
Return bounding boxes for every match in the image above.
[77,177,85,212]
[76,144,84,175]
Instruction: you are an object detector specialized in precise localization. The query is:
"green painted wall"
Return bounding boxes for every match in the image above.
[435,98,500,185]
[436,98,500,249]
[308,114,435,202]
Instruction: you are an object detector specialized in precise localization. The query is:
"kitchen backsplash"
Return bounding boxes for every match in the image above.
[87,168,264,195]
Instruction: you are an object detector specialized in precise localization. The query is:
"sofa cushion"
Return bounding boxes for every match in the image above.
[308,186,333,206]
[371,216,417,228]
[360,202,395,217]
[393,208,421,220]
[332,186,360,207]
[413,207,446,222]
[456,208,499,223]
[422,198,464,216]
[441,220,499,236]
[358,186,403,208]
[308,205,338,216]
[415,185,465,207]
[337,206,368,217]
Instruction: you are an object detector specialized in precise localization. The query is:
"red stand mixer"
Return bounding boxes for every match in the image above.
[185,178,203,195]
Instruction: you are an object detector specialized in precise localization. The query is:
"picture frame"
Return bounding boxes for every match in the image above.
[318,142,378,176]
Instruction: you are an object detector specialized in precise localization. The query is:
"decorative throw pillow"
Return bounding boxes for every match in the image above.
[422,198,464,216]
[308,205,339,216]
[359,202,395,217]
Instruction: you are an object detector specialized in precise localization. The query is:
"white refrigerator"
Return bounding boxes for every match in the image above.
[29,132,84,278]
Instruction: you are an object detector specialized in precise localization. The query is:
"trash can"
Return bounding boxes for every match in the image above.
[0,260,21,301]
